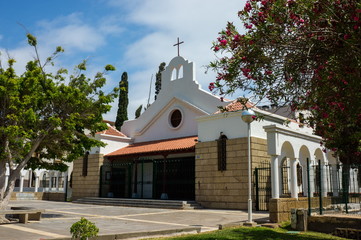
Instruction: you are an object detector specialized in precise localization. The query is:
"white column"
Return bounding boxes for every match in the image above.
[301,163,308,196]
[331,164,339,197]
[55,173,59,192]
[49,174,53,192]
[63,173,68,193]
[290,158,298,199]
[322,163,328,197]
[5,175,9,190]
[34,176,39,193]
[28,171,33,189]
[309,160,315,197]
[271,155,280,198]
[19,175,24,192]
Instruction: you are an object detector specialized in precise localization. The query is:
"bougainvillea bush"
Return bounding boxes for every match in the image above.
[209,0,361,164]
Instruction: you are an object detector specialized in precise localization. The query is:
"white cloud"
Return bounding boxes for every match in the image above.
[37,13,106,52]
[105,0,246,121]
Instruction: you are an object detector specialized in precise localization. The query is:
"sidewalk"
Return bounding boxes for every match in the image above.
[0,200,269,240]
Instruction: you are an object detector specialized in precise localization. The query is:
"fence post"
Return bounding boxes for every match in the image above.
[255,168,259,211]
[343,165,349,214]
[318,160,323,215]
[64,175,68,201]
[307,158,311,216]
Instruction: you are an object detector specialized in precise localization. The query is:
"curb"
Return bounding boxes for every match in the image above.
[45,227,201,240]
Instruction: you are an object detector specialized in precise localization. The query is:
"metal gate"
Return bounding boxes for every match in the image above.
[254,162,271,211]
[153,157,195,200]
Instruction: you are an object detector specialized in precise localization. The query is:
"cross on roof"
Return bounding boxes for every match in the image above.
[173,37,184,56]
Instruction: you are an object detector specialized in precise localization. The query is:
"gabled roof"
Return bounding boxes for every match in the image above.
[97,124,127,137]
[106,136,197,158]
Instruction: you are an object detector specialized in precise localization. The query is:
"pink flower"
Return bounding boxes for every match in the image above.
[209,82,215,91]
[233,34,240,42]
[214,46,220,52]
[344,34,351,40]
[245,23,253,29]
[244,2,252,12]
[265,70,272,75]
[219,39,227,46]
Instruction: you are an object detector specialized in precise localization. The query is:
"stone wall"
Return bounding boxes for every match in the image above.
[308,215,361,234]
[269,197,332,223]
[72,153,104,200]
[10,192,65,201]
[195,137,268,210]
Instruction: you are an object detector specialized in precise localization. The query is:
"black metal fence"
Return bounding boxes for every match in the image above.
[307,159,361,216]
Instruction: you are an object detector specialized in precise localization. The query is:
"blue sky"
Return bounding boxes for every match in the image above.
[0,0,246,122]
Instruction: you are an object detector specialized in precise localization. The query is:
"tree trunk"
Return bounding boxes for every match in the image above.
[0,161,7,200]
[0,172,16,223]
[0,165,22,223]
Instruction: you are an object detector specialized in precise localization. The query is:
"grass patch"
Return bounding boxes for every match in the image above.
[144,223,347,240]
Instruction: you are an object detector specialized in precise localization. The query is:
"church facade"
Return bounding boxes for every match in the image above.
[72,55,340,213]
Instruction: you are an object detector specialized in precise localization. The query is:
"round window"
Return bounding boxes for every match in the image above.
[170,109,182,128]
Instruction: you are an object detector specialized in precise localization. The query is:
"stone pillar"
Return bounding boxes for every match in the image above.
[290,158,298,199]
[49,173,53,192]
[271,155,280,198]
[309,160,315,197]
[34,175,39,192]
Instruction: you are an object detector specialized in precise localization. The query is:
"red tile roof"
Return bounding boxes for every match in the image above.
[106,136,197,158]
[215,99,256,113]
[97,124,127,137]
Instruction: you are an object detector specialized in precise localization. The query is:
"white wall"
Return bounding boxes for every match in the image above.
[90,134,131,155]
[121,56,228,142]
[197,108,315,142]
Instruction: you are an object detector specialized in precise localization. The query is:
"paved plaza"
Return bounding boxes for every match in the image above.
[0,200,269,240]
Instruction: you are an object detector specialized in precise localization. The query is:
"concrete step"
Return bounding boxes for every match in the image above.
[73,197,203,210]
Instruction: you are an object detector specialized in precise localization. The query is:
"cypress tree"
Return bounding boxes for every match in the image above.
[154,62,166,100]
[135,104,142,119]
[115,72,128,130]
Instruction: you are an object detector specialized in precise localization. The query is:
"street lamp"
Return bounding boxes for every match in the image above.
[241,109,256,225]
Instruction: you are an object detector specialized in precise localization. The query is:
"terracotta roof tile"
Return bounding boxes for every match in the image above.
[97,124,127,137]
[215,99,256,113]
[106,136,197,158]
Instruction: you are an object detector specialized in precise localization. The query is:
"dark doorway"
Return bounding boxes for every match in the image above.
[111,168,127,198]
[153,157,195,200]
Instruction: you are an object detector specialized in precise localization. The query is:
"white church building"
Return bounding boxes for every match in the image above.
[71,54,350,222]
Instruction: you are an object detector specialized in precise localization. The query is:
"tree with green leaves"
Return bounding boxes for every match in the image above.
[70,217,99,240]
[0,34,117,214]
[135,104,142,119]
[154,62,166,100]
[115,72,128,130]
[209,0,361,164]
